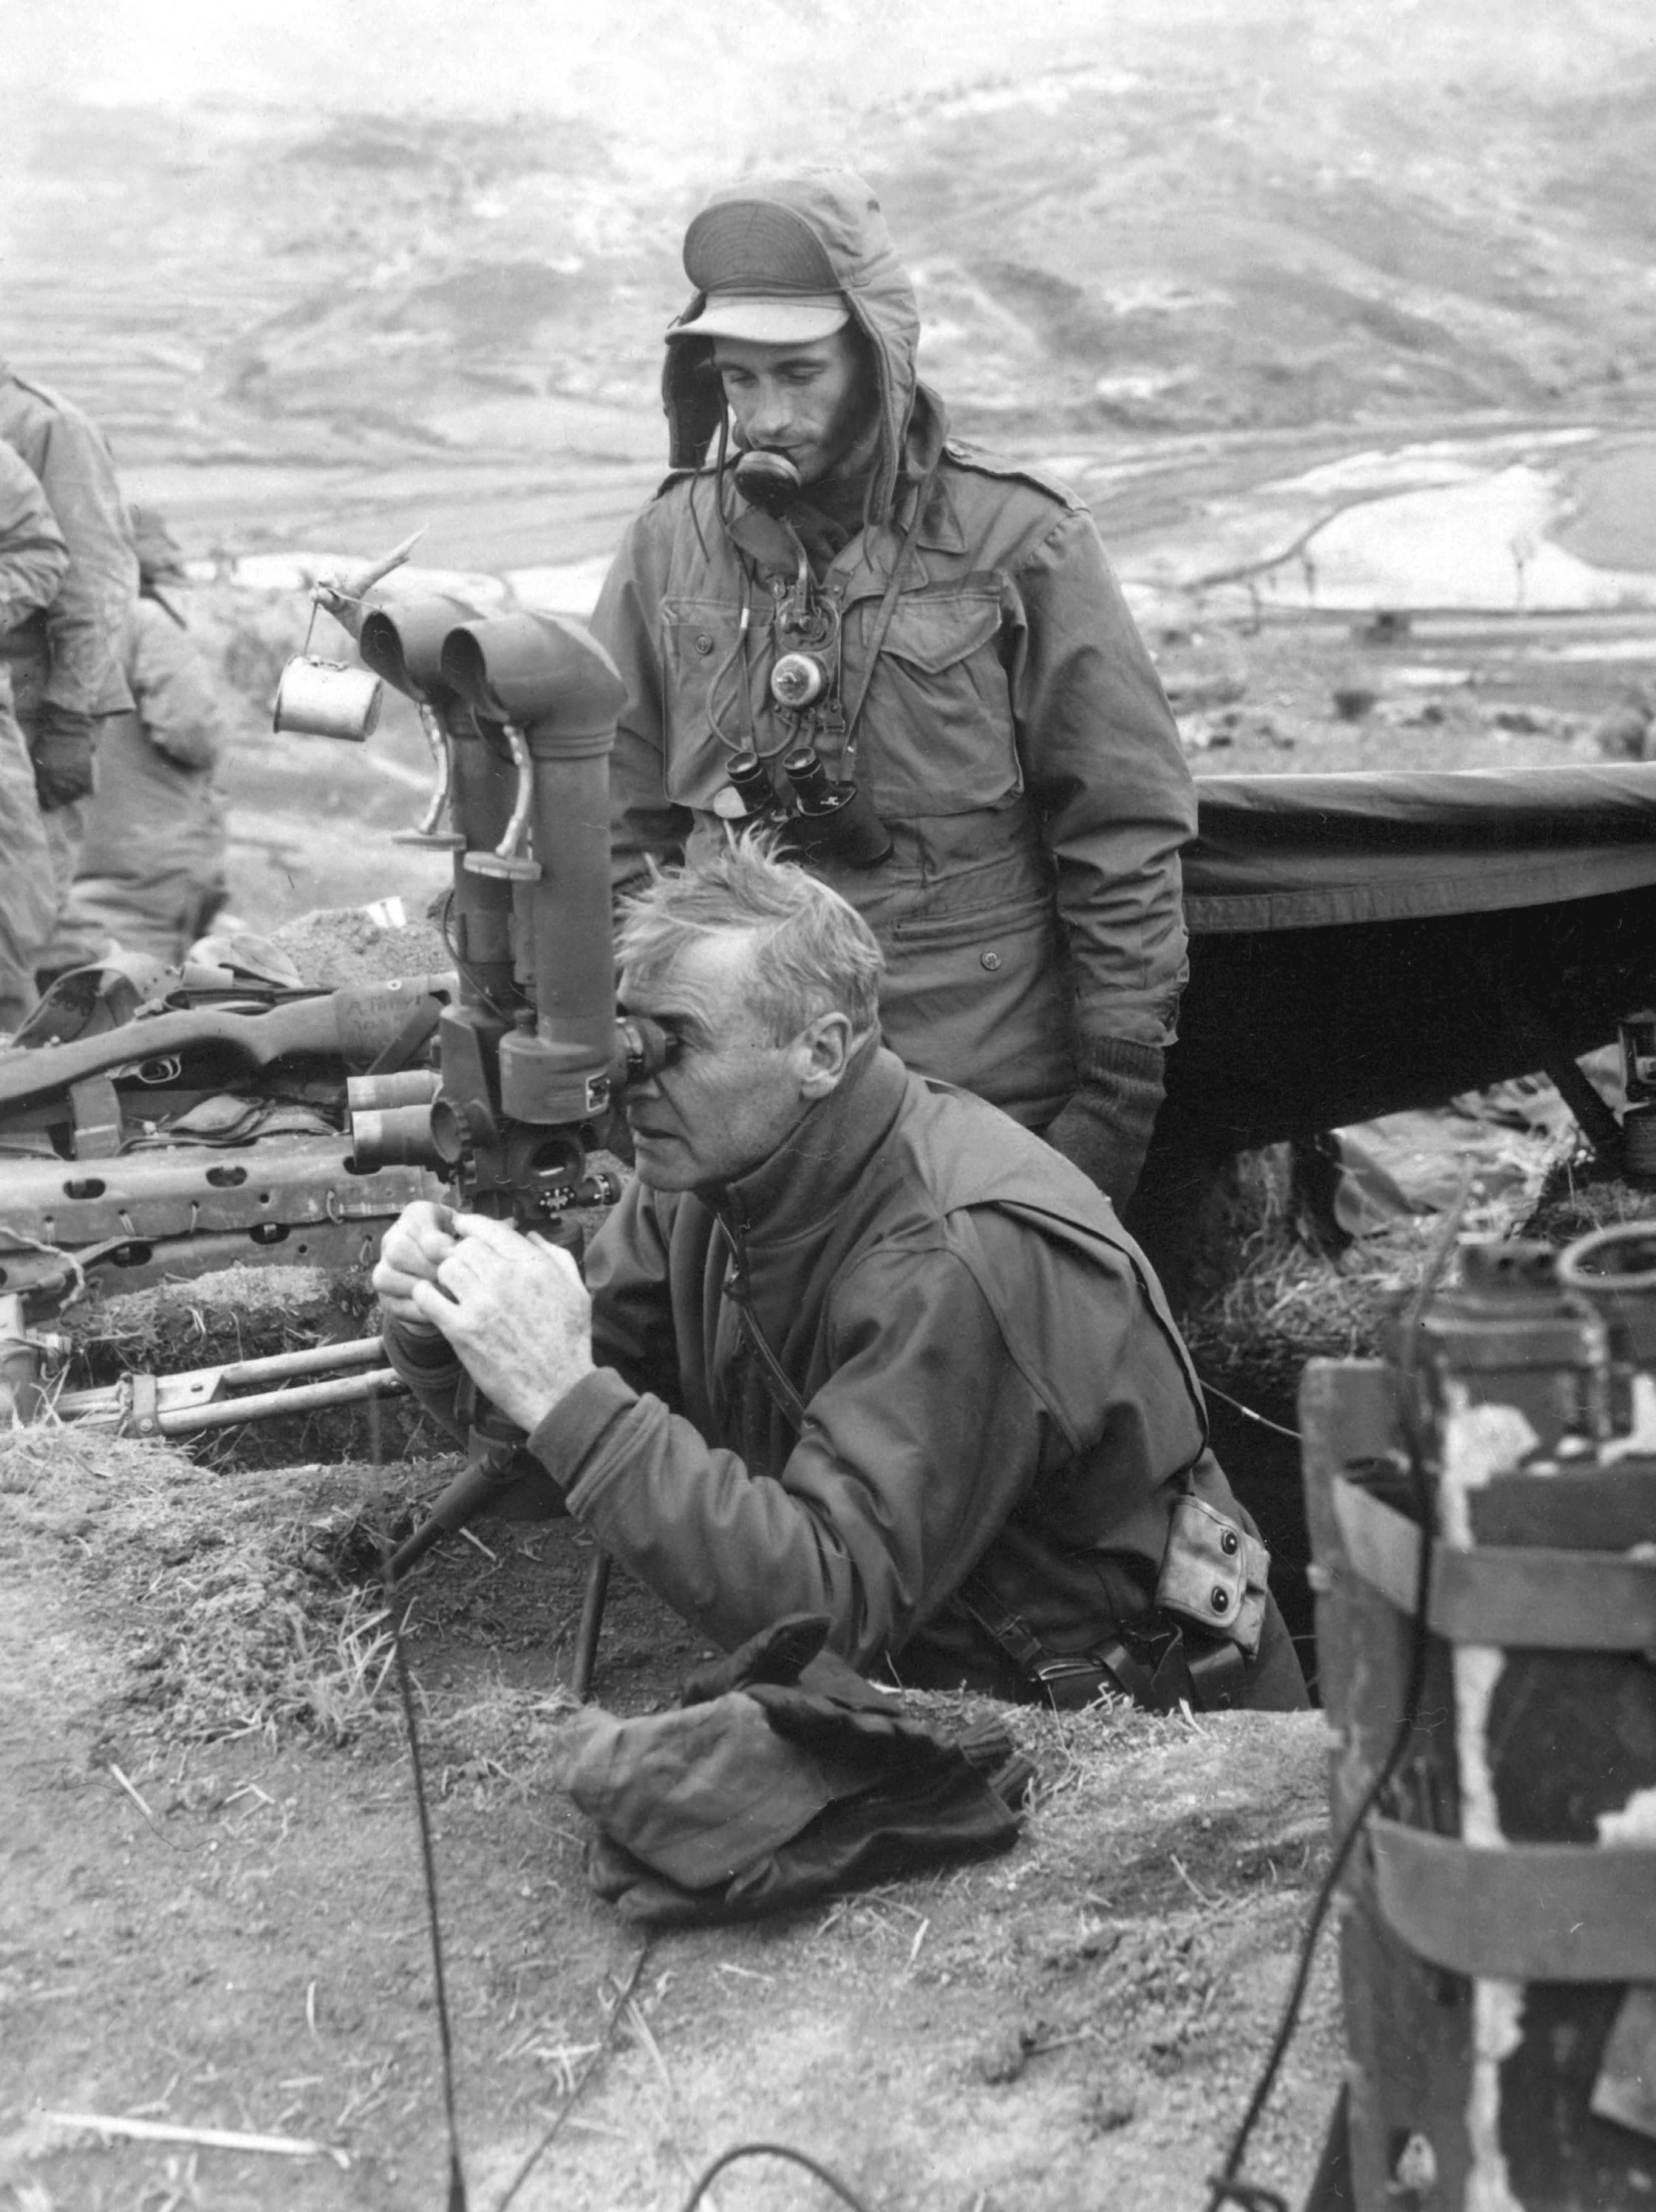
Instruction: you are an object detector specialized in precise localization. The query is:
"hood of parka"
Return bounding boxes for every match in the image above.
[661,170,928,526]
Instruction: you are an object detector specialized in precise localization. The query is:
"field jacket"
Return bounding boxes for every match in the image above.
[0,363,137,720]
[386,1045,1251,1690]
[0,448,71,1019]
[593,172,1194,1130]
[0,444,69,638]
[53,597,228,964]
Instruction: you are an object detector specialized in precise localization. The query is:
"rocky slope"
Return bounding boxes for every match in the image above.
[7,0,1656,472]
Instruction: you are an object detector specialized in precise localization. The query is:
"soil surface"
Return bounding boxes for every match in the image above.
[0,1379,1340,2212]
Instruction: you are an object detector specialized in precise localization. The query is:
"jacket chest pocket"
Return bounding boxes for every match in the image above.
[660,598,771,811]
[860,585,1019,816]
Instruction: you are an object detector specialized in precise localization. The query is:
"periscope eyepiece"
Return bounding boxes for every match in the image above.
[614,1015,675,1091]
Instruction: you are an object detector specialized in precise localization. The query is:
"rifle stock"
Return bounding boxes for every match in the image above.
[0,974,459,1113]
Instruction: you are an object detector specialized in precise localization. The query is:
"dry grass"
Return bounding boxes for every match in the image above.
[0,1417,408,1747]
[0,1416,114,1497]
[1521,1157,1656,1245]
[142,1577,399,1747]
[1173,1127,1616,1406]
[1177,1148,1429,1403]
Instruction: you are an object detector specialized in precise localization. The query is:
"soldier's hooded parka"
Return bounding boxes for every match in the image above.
[0,364,140,997]
[593,174,1195,1140]
[0,363,136,728]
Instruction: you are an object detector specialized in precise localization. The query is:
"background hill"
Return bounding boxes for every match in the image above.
[5,0,1656,509]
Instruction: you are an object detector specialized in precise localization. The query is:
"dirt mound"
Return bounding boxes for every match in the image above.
[267,904,451,989]
[0,1417,1342,2210]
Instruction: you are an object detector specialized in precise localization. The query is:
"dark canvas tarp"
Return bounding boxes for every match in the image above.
[1183,764,1656,934]
[1143,765,1656,1166]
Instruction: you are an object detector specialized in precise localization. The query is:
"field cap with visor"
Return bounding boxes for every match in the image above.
[667,195,851,346]
[659,174,918,518]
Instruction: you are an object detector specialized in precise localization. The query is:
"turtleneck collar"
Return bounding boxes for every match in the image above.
[705,1037,909,1245]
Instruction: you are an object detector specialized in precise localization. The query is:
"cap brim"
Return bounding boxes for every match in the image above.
[668,293,850,345]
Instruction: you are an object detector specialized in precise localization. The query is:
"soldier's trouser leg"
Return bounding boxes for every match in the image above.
[13,665,109,985]
[0,686,56,1030]
[40,793,93,937]
[42,869,126,974]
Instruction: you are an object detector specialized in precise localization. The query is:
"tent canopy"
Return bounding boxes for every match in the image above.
[1145,764,1656,1165]
[1184,764,1656,934]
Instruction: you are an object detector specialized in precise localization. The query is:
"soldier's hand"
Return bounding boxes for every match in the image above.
[1041,1039,1166,1212]
[31,706,98,811]
[410,1213,593,1434]
[372,1200,461,1326]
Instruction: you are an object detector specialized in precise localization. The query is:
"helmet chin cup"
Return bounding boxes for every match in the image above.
[734,449,802,517]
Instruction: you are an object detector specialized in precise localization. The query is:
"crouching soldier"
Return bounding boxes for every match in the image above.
[374,837,1307,1712]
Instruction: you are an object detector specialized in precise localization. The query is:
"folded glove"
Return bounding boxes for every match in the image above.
[1040,1037,1166,1210]
[30,706,98,811]
[559,1615,1033,1925]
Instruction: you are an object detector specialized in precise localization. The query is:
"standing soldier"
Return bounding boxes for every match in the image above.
[0,360,139,978]
[0,443,69,1031]
[593,172,1194,1209]
[46,506,229,973]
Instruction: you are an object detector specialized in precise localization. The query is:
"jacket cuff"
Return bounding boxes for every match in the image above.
[525,1365,640,1490]
[1074,1035,1166,1089]
[381,1312,465,1390]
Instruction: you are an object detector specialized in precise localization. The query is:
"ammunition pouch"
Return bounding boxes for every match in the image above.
[1153,1492,1270,1659]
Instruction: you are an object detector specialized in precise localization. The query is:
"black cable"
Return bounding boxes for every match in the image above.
[1202,1184,1468,2212]
[493,1944,649,2212]
[688,443,713,568]
[676,2140,878,2212]
[377,1524,469,2212]
[1198,1376,1303,1443]
[437,889,514,1027]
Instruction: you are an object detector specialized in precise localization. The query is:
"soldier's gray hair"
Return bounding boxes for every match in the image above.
[617,830,885,1043]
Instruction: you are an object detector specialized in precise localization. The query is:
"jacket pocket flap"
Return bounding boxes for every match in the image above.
[879,590,1002,675]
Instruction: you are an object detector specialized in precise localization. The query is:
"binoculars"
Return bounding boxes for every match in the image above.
[722,746,893,869]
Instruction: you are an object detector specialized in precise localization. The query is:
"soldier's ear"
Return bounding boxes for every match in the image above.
[795,1010,855,1097]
